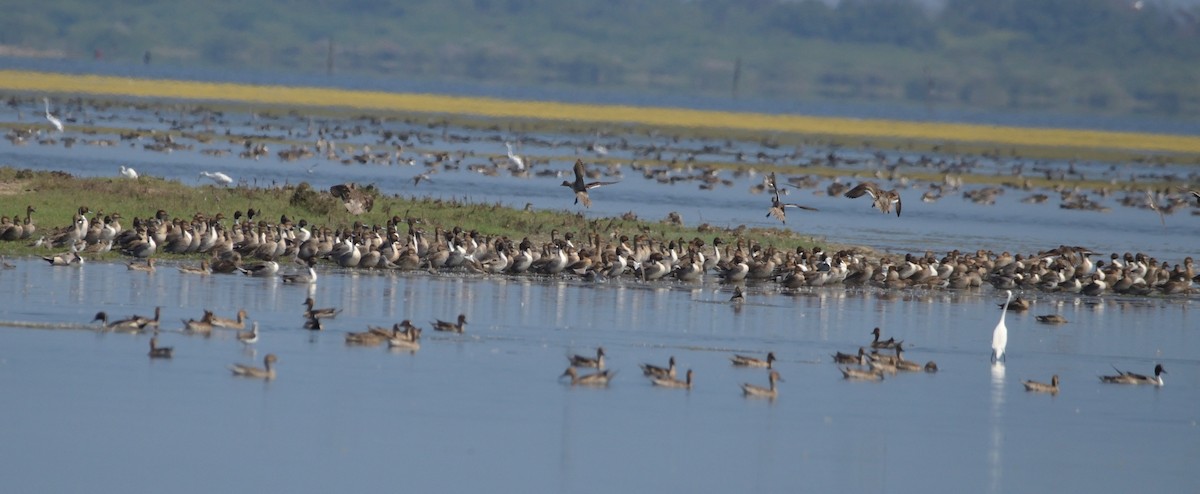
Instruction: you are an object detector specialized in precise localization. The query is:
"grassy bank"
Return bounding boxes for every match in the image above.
[4,70,1200,162]
[0,168,824,259]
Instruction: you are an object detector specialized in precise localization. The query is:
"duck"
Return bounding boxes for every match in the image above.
[1035,314,1068,324]
[237,322,259,345]
[230,353,278,380]
[560,159,618,208]
[924,361,939,373]
[869,327,902,349]
[147,335,173,358]
[1002,296,1031,312]
[127,258,156,272]
[303,315,323,331]
[1100,364,1165,386]
[93,311,146,331]
[178,259,211,275]
[652,369,693,389]
[182,312,215,333]
[741,370,783,398]
[729,286,745,303]
[282,262,317,284]
[1023,375,1060,393]
[765,172,818,224]
[844,181,902,216]
[240,260,279,277]
[570,347,606,369]
[303,297,340,319]
[43,251,84,267]
[840,366,885,381]
[561,366,613,386]
[209,309,248,330]
[387,321,422,351]
[431,313,467,333]
[640,356,676,379]
[730,351,775,368]
[345,328,387,346]
[832,347,868,365]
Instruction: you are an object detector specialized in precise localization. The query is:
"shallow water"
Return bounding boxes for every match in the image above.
[1,259,1197,492]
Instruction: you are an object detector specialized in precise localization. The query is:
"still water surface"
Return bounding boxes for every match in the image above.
[1,260,1196,492]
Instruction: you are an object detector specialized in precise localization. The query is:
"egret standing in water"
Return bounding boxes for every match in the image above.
[43,98,63,132]
[992,289,1012,363]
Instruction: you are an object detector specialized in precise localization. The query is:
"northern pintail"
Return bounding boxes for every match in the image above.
[133,306,162,330]
[832,347,868,365]
[840,366,885,381]
[1100,364,1165,386]
[303,297,340,319]
[640,356,676,379]
[730,351,775,368]
[182,312,214,333]
[845,181,902,216]
[148,335,174,359]
[741,370,782,398]
[282,262,317,284]
[729,286,745,303]
[240,260,279,277]
[43,251,84,267]
[1023,375,1059,393]
[210,309,248,330]
[387,320,422,351]
[127,258,156,272]
[561,366,613,386]
[869,327,902,350]
[652,369,693,389]
[230,353,277,380]
[303,315,323,331]
[992,289,1011,363]
[178,259,211,275]
[93,311,146,331]
[431,313,467,333]
[560,159,618,208]
[345,325,391,345]
[570,347,605,369]
[237,322,259,345]
[765,172,818,224]
[1035,314,1068,324]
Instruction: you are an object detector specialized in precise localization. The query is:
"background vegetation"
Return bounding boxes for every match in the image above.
[2,0,1198,117]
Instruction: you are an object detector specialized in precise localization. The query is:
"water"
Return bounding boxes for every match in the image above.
[0,259,1197,492]
[1,70,1199,491]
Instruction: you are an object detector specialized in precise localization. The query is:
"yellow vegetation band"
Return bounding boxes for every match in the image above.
[3,69,1198,154]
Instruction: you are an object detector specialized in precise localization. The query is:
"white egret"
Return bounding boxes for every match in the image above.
[505,141,525,171]
[120,166,139,180]
[992,289,1011,363]
[43,98,63,132]
[200,171,234,186]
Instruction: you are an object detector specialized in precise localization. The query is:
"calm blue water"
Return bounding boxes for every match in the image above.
[0,260,1197,493]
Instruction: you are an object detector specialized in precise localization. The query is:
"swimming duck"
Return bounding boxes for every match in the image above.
[93,311,146,331]
[560,159,618,208]
[1023,375,1059,393]
[640,356,676,379]
[43,251,84,267]
[388,321,422,351]
[128,258,156,272]
[303,315,323,331]
[730,351,775,368]
[282,262,317,284]
[182,312,214,333]
[561,366,613,386]
[924,361,939,372]
[845,181,902,216]
[1100,364,1165,386]
[1002,296,1031,312]
[832,347,868,365]
[840,366,885,381]
[178,259,211,275]
[230,353,278,380]
[240,260,279,277]
[237,322,259,345]
[570,346,605,369]
[729,286,745,303]
[741,370,783,398]
[303,297,340,319]
[209,309,248,330]
[1035,314,1068,324]
[652,369,693,389]
[147,335,173,359]
[869,327,902,349]
[431,313,467,333]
